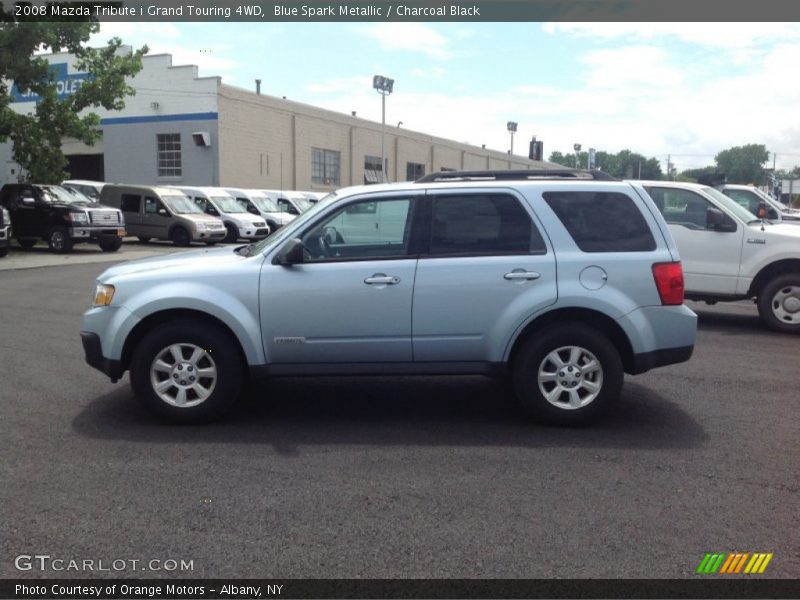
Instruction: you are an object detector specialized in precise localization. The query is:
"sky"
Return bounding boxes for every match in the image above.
[90,22,800,172]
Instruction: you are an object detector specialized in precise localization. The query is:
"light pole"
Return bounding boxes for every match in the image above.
[507,121,518,156]
[373,75,394,182]
[573,143,582,168]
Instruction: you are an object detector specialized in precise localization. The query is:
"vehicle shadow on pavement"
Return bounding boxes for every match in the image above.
[692,308,765,334]
[72,377,707,453]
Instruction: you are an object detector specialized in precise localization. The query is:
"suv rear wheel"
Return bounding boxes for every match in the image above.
[757,273,800,334]
[513,324,623,425]
[48,226,73,253]
[130,319,243,423]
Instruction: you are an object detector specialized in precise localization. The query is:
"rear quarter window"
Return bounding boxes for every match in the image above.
[542,191,656,253]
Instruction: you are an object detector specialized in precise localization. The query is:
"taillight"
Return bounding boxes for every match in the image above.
[652,262,684,305]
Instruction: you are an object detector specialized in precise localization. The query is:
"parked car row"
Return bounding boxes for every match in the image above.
[0,180,323,254]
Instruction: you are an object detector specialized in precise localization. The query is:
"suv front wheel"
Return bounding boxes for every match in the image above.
[512,324,623,425]
[130,319,244,422]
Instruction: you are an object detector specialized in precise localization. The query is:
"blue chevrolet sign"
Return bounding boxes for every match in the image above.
[10,62,92,103]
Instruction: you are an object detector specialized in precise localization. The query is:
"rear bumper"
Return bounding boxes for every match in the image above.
[630,345,694,374]
[81,331,124,380]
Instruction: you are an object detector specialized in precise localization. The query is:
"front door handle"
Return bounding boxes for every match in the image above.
[364,273,400,285]
[504,270,541,281]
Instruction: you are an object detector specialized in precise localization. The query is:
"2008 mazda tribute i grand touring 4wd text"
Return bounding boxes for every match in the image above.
[81,170,697,425]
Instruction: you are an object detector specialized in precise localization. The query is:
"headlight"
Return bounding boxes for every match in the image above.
[254,221,265,227]
[92,284,115,307]
[195,222,208,231]
[1,208,8,225]
[69,212,88,224]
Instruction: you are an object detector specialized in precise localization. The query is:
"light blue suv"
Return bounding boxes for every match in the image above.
[81,170,697,424]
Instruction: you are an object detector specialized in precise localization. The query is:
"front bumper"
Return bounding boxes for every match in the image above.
[69,227,126,240]
[81,331,124,380]
[193,229,227,241]
[238,226,270,239]
[0,225,9,247]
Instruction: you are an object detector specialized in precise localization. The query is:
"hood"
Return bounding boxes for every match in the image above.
[761,222,800,238]
[99,246,249,281]
[264,211,296,225]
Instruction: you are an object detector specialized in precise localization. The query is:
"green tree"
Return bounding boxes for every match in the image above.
[0,19,147,182]
[714,144,769,184]
[550,148,663,179]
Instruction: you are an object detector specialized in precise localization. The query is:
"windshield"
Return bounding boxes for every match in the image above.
[291,197,313,211]
[163,195,202,214]
[63,187,98,206]
[252,196,280,212]
[703,187,760,223]
[41,186,85,204]
[251,191,339,253]
[211,196,246,213]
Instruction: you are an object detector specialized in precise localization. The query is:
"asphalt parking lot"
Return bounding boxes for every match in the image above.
[0,251,798,579]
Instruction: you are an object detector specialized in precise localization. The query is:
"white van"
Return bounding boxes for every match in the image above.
[261,189,314,215]
[172,186,269,243]
[223,188,296,233]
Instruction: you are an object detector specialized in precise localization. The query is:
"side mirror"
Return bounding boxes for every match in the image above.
[157,208,168,216]
[757,202,767,219]
[288,206,300,215]
[707,207,736,232]
[272,238,305,266]
[21,196,35,206]
[248,206,259,215]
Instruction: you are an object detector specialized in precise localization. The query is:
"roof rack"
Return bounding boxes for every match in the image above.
[414,169,617,183]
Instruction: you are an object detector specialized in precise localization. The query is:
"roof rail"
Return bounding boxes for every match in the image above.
[414,169,617,183]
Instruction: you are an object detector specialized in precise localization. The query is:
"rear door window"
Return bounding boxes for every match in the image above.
[120,194,141,213]
[543,191,656,252]
[428,193,545,256]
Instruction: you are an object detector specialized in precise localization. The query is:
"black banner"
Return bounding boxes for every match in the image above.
[5,0,800,22]
[2,579,800,599]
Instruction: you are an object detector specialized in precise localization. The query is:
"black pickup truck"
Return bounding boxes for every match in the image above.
[0,184,125,253]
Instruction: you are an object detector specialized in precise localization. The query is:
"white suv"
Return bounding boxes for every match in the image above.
[642,181,800,333]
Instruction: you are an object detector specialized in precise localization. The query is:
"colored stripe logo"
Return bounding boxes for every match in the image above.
[696,552,773,574]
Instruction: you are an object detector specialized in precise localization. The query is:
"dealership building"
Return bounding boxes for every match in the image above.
[2,48,555,191]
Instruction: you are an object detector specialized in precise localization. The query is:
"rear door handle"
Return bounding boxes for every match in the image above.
[504,270,541,281]
[364,274,400,285]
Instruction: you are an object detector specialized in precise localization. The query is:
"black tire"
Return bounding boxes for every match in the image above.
[224,223,239,243]
[0,246,8,258]
[47,226,73,254]
[512,323,623,425]
[98,235,123,252]
[170,226,191,247]
[204,241,218,246]
[757,273,800,334]
[17,238,37,249]
[137,236,151,243]
[129,319,244,423]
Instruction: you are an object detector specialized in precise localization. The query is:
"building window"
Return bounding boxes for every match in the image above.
[364,155,387,184]
[156,133,182,178]
[312,148,341,186]
[406,162,425,181]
